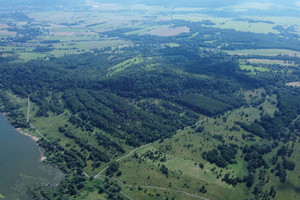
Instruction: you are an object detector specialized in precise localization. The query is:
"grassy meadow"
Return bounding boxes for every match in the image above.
[105,88,300,200]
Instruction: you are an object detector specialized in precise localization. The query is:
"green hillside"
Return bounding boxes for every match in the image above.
[0,2,300,200]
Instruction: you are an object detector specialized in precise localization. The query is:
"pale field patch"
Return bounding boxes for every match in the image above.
[0,24,9,29]
[50,32,75,36]
[247,59,296,66]
[0,30,16,37]
[286,82,300,87]
[226,49,300,57]
[142,26,190,37]
[228,2,280,11]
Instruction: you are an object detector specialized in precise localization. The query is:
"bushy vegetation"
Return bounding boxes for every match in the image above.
[202,144,238,168]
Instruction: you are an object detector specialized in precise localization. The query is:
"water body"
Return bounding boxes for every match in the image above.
[0,114,53,199]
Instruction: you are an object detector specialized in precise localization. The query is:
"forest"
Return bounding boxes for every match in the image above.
[0,38,299,199]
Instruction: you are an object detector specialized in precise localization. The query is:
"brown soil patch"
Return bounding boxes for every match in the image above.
[0,30,16,36]
[0,24,9,29]
[50,32,75,36]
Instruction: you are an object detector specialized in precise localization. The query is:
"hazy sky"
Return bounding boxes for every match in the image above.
[3,0,299,8]
[2,0,300,15]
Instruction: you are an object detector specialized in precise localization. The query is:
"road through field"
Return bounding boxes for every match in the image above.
[103,176,210,200]
[95,143,152,178]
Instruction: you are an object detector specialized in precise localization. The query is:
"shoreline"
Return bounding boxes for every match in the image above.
[1,113,46,162]
[16,128,46,162]
[16,128,39,142]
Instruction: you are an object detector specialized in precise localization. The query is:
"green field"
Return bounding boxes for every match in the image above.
[172,15,278,34]
[107,57,146,76]
[100,87,300,200]
[246,59,296,66]
[239,60,269,73]
[226,49,300,57]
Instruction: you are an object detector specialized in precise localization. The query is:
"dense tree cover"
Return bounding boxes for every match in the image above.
[0,92,30,128]
[235,86,300,143]
[106,161,120,176]
[0,44,256,148]
[202,144,237,168]
[6,110,29,128]
[160,164,169,177]
[179,94,232,116]
[236,122,267,138]
[0,42,259,198]
[38,138,87,173]
[243,145,269,174]
[30,174,87,199]
[33,45,55,53]
[62,129,110,163]
[95,132,125,153]
[259,89,300,141]
[222,173,240,186]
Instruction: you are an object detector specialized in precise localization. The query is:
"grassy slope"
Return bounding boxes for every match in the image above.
[112,89,300,200]
[4,60,299,199]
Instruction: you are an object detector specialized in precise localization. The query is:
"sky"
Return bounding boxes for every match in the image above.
[2,0,299,8]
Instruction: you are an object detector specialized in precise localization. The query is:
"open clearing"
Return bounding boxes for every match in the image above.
[239,60,268,73]
[171,15,278,34]
[240,64,268,73]
[142,26,190,37]
[286,82,300,87]
[214,20,277,34]
[0,24,9,29]
[247,59,296,66]
[225,49,300,57]
[0,30,17,37]
[113,89,282,200]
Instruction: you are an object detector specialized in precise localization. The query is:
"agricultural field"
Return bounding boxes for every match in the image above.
[225,49,300,57]
[141,26,190,37]
[239,60,269,74]
[246,59,296,66]
[1,3,300,62]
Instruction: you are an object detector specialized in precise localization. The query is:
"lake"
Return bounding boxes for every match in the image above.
[0,114,58,199]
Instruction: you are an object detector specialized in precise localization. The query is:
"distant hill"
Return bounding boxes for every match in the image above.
[96,0,247,8]
[1,0,85,7]
[95,0,298,8]
[3,0,300,10]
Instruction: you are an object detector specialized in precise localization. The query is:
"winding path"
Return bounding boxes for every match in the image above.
[116,143,153,162]
[26,97,134,199]
[94,139,210,200]
[27,97,209,200]
[95,143,152,178]
[26,97,50,142]
[97,175,210,200]
[26,96,30,122]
